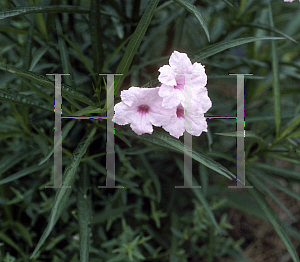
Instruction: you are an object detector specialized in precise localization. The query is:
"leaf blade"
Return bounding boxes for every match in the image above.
[247,175,300,262]
[0,5,90,20]
[30,127,97,259]
[116,126,235,180]
[173,0,210,42]
[191,36,285,62]
[114,0,159,96]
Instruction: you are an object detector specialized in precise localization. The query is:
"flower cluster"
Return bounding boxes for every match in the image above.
[112,51,212,139]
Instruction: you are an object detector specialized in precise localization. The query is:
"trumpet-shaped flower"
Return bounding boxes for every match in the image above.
[162,103,208,139]
[112,87,176,135]
[158,50,208,109]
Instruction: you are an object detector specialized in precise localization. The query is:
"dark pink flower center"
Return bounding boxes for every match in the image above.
[174,84,184,90]
[138,104,149,115]
[176,107,185,118]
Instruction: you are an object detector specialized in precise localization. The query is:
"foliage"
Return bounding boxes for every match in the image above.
[0,0,299,261]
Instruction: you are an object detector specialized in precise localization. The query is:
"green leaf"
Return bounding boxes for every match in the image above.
[29,46,50,71]
[0,162,52,186]
[67,106,106,117]
[247,175,299,262]
[38,120,76,166]
[240,22,298,44]
[56,17,75,88]
[174,156,221,232]
[77,167,91,262]
[253,162,300,182]
[215,130,263,139]
[173,0,210,42]
[256,171,300,203]
[0,231,23,255]
[139,154,161,203]
[275,114,300,143]
[267,1,281,137]
[0,63,96,106]
[0,26,28,34]
[58,33,95,82]
[0,5,90,20]
[0,88,53,112]
[0,132,24,139]
[14,221,33,247]
[16,75,72,115]
[285,130,300,140]
[0,150,39,178]
[114,0,159,96]
[191,36,285,62]
[91,204,137,224]
[30,127,97,259]
[220,0,236,9]
[90,0,104,81]
[116,126,235,180]
[102,35,131,72]
[249,174,296,222]
[115,131,132,148]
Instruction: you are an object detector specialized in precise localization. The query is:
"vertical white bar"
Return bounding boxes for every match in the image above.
[175,73,201,189]
[46,74,71,189]
[98,74,123,188]
[228,74,253,189]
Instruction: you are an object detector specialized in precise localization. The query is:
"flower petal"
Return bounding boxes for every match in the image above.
[130,113,153,135]
[158,84,184,109]
[191,62,207,87]
[169,51,193,73]
[158,65,176,86]
[120,86,141,107]
[162,116,185,139]
[185,112,208,136]
[112,102,134,125]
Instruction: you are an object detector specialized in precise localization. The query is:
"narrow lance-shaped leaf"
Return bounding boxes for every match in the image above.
[267,0,281,138]
[90,0,104,86]
[29,46,50,71]
[30,127,97,259]
[0,63,96,106]
[139,154,161,203]
[174,156,221,232]
[77,166,91,262]
[0,162,53,186]
[275,114,300,143]
[38,120,76,166]
[114,0,159,97]
[191,36,285,62]
[0,88,53,112]
[116,126,235,180]
[249,174,296,222]
[239,22,298,43]
[247,175,300,262]
[22,19,34,127]
[173,0,210,42]
[0,5,90,20]
[58,33,95,83]
[56,17,75,88]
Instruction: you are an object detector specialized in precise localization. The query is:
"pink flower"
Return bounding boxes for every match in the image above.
[162,102,208,139]
[158,50,208,109]
[112,87,176,135]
